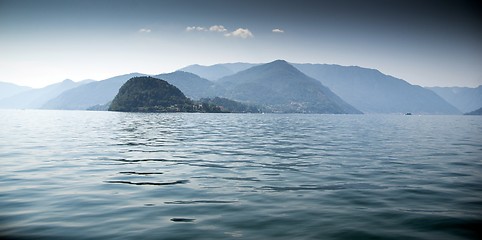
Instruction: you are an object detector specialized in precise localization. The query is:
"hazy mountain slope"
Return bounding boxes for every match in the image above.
[153,71,219,100]
[0,79,91,109]
[179,63,258,81]
[200,97,261,113]
[428,86,482,113]
[217,60,361,114]
[179,64,234,81]
[294,63,461,114]
[0,82,31,100]
[42,73,145,110]
[465,107,482,115]
[220,63,259,73]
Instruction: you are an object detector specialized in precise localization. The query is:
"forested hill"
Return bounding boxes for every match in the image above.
[108,76,222,113]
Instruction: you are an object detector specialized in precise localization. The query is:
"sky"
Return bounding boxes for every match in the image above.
[0,0,481,88]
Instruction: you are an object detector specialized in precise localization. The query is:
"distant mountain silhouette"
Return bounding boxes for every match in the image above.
[43,72,219,110]
[28,60,472,114]
[222,63,260,73]
[464,107,482,115]
[293,63,461,114]
[42,73,145,110]
[0,79,91,109]
[0,82,31,100]
[217,60,362,114]
[179,63,258,81]
[153,71,219,99]
[179,64,233,81]
[200,97,261,113]
[428,86,482,113]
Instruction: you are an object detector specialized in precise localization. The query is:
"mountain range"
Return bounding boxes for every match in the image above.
[293,63,461,114]
[0,79,93,109]
[179,63,258,81]
[42,73,145,110]
[216,60,360,113]
[1,60,478,114]
[180,62,462,114]
[153,71,218,99]
[0,82,31,100]
[465,107,482,115]
[42,71,218,110]
[428,86,482,113]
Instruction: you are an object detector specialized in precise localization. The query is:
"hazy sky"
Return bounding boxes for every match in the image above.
[1,0,481,88]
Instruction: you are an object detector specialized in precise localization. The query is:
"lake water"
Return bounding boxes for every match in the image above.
[1,110,481,239]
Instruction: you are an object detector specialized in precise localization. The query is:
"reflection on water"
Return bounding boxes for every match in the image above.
[0,110,481,239]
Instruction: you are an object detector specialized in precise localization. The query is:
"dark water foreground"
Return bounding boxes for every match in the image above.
[1,110,481,240]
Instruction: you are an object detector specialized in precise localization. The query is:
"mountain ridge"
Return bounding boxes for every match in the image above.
[217,60,362,114]
[465,107,482,115]
[42,73,146,110]
[153,71,218,100]
[179,63,259,81]
[0,82,32,101]
[428,86,482,113]
[293,63,461,114]
[179,61,462,114]
[3,60,474,114]
[0,79,91,109]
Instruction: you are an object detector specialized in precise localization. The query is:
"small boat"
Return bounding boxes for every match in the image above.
[405,112,412,115]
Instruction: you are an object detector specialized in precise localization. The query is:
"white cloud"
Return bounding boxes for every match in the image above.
[272,28,284,33]
[186,25,227,32]
[186,25,253,39]
[139,28,152,33]
[209,25,227,32]
[186,26,206,32]
[224,28,254,39]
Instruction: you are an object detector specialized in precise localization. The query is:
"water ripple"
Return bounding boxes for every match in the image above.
[170,218,196,223]
[118,171,164,175]
[164,200,238,204]
[104,180,189,186]
[259,183,387,192]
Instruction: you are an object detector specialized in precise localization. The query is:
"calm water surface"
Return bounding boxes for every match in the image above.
[1,110,481,239]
